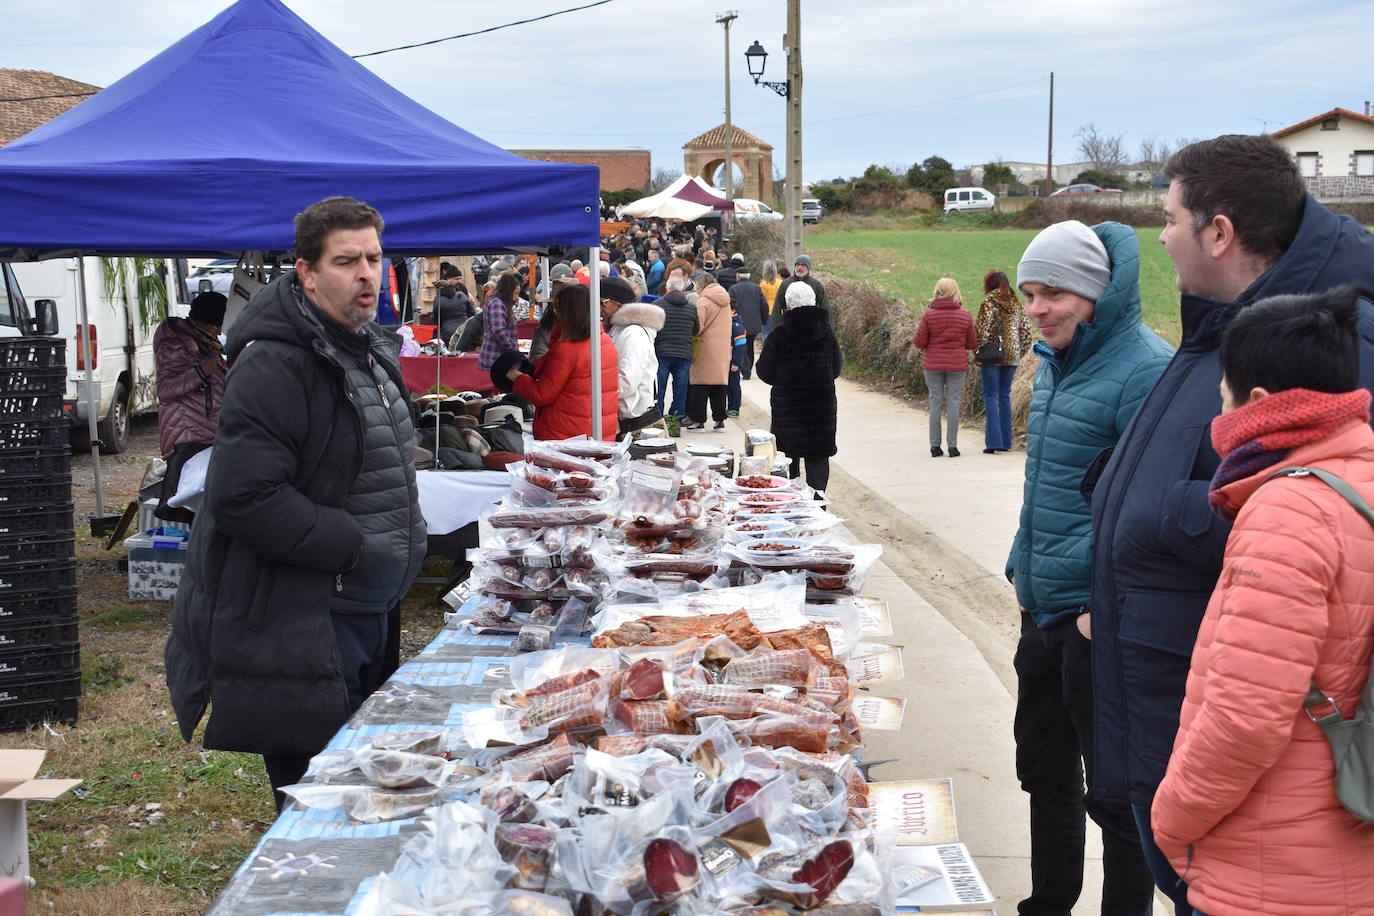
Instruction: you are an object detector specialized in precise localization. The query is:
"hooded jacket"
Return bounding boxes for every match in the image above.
[608,302,665,420]
[1007,222,1174,628]
[769,274,828,328]
[164,275,425,756]
[654,289,698,361]
[730,279,769,336]
[1090,196,1374,806]
[1151,421,1374,916]
[153,317,224,457]
[690,283,732,386]
[514,328,618,441]
[755,306,842,458]
[913,298,977,372]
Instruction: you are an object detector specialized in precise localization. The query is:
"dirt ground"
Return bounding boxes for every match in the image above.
[2,414,449,914]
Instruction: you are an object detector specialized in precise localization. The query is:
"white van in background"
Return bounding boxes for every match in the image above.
[732,198,784,222]
[943,187,996,215]
[9,257,188,453]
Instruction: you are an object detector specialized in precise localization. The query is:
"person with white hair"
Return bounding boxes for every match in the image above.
[754,280,842,494]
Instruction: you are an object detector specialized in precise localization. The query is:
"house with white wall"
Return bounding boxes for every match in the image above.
[1272,107,1374,200]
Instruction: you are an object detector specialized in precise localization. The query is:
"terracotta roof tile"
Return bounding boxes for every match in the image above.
[0,69,101,146]
[1272,107,1374,139]
[683,123,773,151]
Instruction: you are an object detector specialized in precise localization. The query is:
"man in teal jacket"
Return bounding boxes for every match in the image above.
[1007,220,1173,916]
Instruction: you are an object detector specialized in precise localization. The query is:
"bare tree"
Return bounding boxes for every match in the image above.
[645,167,682,194]
[1075,122,1127,172]
[1138,135,1168,171]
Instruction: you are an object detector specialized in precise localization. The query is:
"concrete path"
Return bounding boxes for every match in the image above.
[682,374,1167,915]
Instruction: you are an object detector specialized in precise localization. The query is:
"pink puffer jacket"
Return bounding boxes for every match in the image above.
[1152,420,1374,916]
[154,318,224,457]
[913,298,976,372]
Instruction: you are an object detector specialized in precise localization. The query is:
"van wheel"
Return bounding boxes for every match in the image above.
[96,382,130,454]
[944,209,957,216]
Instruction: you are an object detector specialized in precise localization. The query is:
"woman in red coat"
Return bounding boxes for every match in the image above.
[914,277,977,457]
[508,284,618,441]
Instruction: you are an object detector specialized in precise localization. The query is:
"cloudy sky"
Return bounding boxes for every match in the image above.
[4,0,1369,184]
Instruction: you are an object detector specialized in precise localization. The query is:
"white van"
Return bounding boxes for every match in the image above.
[943,187,996,215]
[9,257,187,453]
[732,198,784,222]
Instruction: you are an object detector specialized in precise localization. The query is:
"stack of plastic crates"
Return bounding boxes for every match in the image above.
[0,338,78,730]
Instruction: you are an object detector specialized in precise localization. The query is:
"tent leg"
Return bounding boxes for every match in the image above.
[588,246,602,441]
[74,258,105,518]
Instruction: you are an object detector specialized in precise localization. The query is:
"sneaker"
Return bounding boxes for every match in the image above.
[683,422,705,431]
[727,410,740,418]
[949,447,961,457]
[930,446,943,457]
[983,448,998,454]
[713,420,726,430]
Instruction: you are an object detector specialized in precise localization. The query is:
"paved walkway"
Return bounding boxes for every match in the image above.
[682,373,1167,915]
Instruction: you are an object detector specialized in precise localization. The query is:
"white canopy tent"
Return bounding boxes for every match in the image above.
[618,176,731,221]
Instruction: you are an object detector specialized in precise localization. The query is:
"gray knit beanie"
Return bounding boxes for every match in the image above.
[794,254,812,268]
[1016,220,1111,302]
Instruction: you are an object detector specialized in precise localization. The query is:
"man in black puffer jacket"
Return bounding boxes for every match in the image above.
[654,266,699,420]
[165,197,426,808]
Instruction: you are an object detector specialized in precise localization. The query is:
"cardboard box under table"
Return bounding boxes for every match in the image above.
[0,750,79,883]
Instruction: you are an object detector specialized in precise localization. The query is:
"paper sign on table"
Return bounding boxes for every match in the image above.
[852,694,906,730]
[847,644,904,686]
[854,597,893,637]
[891,843,995,909]
[869,778,958,845]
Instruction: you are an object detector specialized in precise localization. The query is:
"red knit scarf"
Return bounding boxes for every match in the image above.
[1209,387,1371,517]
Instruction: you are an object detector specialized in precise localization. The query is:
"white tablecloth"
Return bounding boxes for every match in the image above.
[415,469,511,535]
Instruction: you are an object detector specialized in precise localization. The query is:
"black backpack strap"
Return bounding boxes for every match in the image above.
[1264,466,1374,728]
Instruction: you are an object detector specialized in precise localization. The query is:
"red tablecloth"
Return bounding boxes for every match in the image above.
[400,354,492,394]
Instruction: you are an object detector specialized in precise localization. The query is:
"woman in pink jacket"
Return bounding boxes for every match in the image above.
[913,277,976,457]
[1152,290,1374,916]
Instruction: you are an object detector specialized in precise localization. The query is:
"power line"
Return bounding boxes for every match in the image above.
[352,0,614,58]
[0,91,97,102]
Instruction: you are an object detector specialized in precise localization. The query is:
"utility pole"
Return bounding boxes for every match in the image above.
[716,11,738,241]
[785,0,802,262]
[1045,71,1054,197]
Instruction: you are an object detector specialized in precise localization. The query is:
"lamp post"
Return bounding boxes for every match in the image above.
[744,3,802,263]
[716,11,738,242]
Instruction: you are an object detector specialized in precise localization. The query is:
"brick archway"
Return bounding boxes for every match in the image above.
[683,124,774,204]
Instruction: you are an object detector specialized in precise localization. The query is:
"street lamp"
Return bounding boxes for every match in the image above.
[744,40,788,98]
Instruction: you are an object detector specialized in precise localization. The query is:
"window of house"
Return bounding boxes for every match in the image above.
[1357,152,1374,176]
[1297,153,1319,178]
[1321,118,1339,131]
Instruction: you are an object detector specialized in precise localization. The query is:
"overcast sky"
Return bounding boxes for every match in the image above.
[4,0,1369,183]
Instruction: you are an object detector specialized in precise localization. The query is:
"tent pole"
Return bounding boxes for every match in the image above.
[589,246,602,440]
[74,258,105,517]
[539,256,550,308]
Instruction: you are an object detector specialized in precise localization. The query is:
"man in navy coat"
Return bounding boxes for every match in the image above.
[1086,133,1374,912]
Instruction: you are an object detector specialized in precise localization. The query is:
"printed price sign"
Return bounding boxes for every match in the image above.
[847,645,904,686]
[852,694,905,730]
[854,597,893,637]
[869,778,958,845]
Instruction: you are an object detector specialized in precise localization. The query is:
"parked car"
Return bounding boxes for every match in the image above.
[183,258,236,298]
[1050,183,1123,197]
[732,198,784,222]
[943,187,996,215]
[801,198,826,223]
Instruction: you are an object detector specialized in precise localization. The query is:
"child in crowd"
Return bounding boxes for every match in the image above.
[1152,288,1374,916]
[727,305,746,417]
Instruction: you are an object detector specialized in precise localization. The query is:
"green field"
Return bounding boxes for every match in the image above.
[806,228,1184,345]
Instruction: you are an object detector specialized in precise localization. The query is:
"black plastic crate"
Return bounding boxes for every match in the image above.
[0,367,66,397]
[0,618,78,653]
[0,474,72,510]
[0,588,77,621]
[0,444,71,479]
[0,697,79,731]
[0,339,64,371]
[0,535,74,565]
[0,394,63,423]
[0,504,72,538]
[0,643,80,683]
[0,671,81,708]
[0,417,68,449]
[0,558,77,596]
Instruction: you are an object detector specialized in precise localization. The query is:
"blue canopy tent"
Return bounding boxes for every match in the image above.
[0,0,600,259]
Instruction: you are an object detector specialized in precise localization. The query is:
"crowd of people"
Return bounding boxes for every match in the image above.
[157,131,1374,916]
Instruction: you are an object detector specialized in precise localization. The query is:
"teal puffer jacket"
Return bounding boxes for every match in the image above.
[1007,222,1174,628]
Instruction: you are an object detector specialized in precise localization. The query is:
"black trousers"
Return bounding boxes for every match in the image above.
[788,456,830,493]
[262,606,400,812]
[687,385,727,423]
[1013,613,1155,916]
[740,334,758,379]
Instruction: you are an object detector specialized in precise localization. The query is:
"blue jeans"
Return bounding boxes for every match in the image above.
[1131,802,1192,915]
[657,356,691,418]
[981,364,1016,450]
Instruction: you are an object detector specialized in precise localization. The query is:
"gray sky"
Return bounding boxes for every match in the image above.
[3,0,1369,183]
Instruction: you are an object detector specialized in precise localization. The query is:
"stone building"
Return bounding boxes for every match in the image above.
[1272,107,1374,200]
[507,147,650,192]
[683,124,774,204]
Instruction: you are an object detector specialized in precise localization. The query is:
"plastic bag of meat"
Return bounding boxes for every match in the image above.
[493,733,580,783]
[487,505,612,529]
[354,747,452,789]
[525,444,611,479]
[507,647,623,697]
[517,675,612,733]
[618,461,681,521]
[276,783,443,823]
[722,648,825,688]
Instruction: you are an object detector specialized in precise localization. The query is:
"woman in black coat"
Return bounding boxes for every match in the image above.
[754,280,842,494]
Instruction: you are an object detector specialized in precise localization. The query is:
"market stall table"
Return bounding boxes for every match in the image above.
[398,320,540,395]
